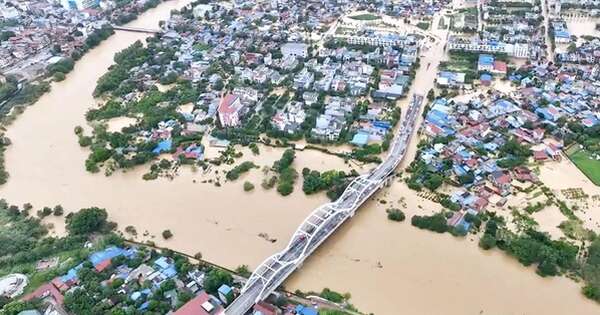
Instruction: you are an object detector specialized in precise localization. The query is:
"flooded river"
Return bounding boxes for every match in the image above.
[0,1,598,314]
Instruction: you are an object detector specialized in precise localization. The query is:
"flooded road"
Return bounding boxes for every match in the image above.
[0,2,598,314]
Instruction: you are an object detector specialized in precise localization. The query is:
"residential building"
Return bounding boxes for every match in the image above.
[218,94,243,127]
[281,43,308,59]
[173,291,224,315]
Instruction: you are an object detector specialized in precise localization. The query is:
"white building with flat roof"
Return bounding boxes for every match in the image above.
[448,38,530,58]
[281,43,308,59]
[60,0,99,10]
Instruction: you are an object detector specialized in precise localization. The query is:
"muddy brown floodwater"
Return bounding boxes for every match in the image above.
[0,1,599,314]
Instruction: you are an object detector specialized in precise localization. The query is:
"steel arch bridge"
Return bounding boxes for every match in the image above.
[226,94,424,315]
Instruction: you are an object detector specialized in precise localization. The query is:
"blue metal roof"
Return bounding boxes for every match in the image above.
[89,246,125,267]
[351,133,369,146]
[218,284,233,294]
[154,256,172,270]
[60,263,83,283]
[478,54,494,66]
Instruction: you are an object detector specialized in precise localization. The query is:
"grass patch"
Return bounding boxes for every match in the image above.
[349,13,380,21]
[193,43,211,51]
[559,219,594,241]
[567,147,600,186]
[416,22,430,31]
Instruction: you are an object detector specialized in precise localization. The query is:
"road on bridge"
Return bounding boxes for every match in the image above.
[225,94,424,315]
[226,11,451,314]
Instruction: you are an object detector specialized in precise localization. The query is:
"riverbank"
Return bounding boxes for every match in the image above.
[286,181,600,315]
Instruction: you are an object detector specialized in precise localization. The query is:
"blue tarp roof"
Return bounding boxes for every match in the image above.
[153,139,172,154]
[554,30,570,38]
[373,120,391,129]
[295,305,318,315]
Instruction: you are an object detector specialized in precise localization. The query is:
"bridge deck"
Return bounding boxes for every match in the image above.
[111,25,161,33]
[225,94,424,315]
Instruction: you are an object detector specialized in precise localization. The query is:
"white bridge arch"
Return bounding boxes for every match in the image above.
[226,94,424,315]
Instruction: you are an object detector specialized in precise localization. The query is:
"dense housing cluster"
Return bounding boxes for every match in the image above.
[80,0,439,176]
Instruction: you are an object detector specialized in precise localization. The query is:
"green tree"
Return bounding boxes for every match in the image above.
[423,174,444,191]
[53,205,64,216]
[203,269,233,294]
[53,72,66,81]
[235,265,252,277]
[479,234,496,250]
[427,89,435,101]
[66,207,109,235]
[387,209,406,222]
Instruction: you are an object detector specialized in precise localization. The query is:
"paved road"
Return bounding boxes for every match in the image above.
[225,94,424,315]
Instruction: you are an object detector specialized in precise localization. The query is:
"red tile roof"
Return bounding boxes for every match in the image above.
[253,301,279,315]
[493,61,507,73]
[22,282,64,305]
[173,291,223,315]
[95,259,112,272]
[218,94,240,114]
[534,150,548,160]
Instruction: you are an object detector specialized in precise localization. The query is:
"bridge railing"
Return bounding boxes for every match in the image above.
[228,94,424,314]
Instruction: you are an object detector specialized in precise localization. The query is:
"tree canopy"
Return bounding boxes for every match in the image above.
[66,207,111,236]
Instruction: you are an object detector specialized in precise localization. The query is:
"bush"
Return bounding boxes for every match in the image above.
[411,213,449,233]
[262,176,277,190]
[249,143,259,155]
[226,161,257,181]
[243,181,255,191]
[387,209,406,222]
[124,225,137,236]
[277,167,297,196]
[162,230,173,239]
[78,136,92,147]
[53,205,64,216]
[277,181,294,196]
[440,198,461,211]
[319,288,346,303]
[53,72,66,82]
[479,234,496,250]
[273,149,295,172]
[142,172,158,181]
[235,265,252,278]
[37,207,52,218]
